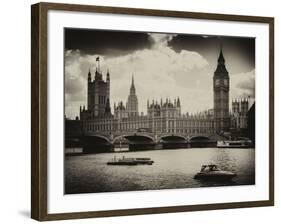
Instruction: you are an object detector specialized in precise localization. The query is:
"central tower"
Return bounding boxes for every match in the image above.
[213,47,230,132]
[126,75,139,117]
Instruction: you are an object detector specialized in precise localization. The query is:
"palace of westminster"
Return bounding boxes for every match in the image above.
[77,48,250,136]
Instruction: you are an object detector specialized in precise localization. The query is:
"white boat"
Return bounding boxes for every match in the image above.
[217,139,252,148]
[194,164,236,181]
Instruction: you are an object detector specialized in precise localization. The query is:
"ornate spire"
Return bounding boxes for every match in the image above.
[130,74,136,94]
[218,43,225,64]
[177,97,180,107]
[214,43,228,76]
[88,67,91,82]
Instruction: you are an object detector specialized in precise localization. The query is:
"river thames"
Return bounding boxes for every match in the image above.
[65,147,255,194]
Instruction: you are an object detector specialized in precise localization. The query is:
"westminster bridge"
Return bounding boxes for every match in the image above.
[73,131,227,153]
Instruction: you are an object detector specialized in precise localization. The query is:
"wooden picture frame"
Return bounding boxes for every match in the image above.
[31,2,274,221]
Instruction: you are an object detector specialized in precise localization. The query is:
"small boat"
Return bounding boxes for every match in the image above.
[217,139,252,148]
[107,156,154,165]
[194,164,237,181]
[135,157,154,164]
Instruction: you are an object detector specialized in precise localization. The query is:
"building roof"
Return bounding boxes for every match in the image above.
[214,49,229,77]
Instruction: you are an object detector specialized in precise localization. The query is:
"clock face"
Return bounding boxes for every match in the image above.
[215,79,220,86]
[224,79,228,86]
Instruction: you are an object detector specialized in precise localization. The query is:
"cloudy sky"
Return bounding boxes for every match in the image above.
[64,28,255,119]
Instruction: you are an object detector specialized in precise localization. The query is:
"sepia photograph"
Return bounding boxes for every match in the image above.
[64,28,255,194]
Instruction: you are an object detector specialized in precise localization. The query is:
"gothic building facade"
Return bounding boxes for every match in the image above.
[230,98,249,130]
[146,99,214,134]
[79,49,234,136]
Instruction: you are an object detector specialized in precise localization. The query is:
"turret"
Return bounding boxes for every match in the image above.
[177,97,180,107]
[106,69,110,104]
[106,70,110,80]
[105,98,111,115]
[232,99,240,114]
[241,98,249,115]
[88,68,91,83]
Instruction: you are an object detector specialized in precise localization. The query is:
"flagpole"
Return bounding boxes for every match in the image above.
[96,56,100,73]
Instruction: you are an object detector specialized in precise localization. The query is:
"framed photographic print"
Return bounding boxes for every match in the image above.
[31,2,274,221]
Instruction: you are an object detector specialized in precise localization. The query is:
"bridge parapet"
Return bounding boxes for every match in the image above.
[84,131,111,139]
[113,131,155,138]
[188,133,226,141]
[83,131,223,144]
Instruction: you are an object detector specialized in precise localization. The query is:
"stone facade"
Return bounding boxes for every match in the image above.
[146,99,214,135]
[230,98,249,130]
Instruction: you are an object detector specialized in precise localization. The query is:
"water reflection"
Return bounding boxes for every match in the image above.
[65,147,255,194]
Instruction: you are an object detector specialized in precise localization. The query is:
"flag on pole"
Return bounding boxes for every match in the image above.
[96,57,99,61]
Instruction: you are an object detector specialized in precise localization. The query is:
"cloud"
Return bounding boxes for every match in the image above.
[65,34,211,119]
[148,33,177,48]
[64,50,87,117]
[230,69,255,100]
[64,34,254,119]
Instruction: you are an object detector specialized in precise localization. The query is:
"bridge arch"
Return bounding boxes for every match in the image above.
[160,134,187,142]
[82,134,113,153]
[112,135,129,144]
[113,133,155,144]
[83,134,111,144]
[189,135,211,142]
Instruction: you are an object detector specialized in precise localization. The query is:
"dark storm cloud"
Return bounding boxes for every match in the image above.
[64,28,152,57]
[169,35,255,74]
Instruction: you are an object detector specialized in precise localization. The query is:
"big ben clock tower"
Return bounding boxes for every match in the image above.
[213,47,230,132]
